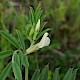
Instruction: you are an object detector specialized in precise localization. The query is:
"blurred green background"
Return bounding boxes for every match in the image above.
[0,0,80,80]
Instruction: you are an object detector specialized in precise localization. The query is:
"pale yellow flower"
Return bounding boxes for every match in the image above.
[26,32,50,54]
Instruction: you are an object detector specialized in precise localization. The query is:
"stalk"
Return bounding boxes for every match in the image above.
[25,68,28,80]
[25,41,34,80]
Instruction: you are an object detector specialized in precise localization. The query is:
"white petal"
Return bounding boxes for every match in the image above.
[45,37,50,46]
[39,42,45,48]
[43,33,48,38]
[39,36,50,48]
[40,32,48,42]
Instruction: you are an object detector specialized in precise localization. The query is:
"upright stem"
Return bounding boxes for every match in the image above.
[25,41,35,80]
[25,68,28,80]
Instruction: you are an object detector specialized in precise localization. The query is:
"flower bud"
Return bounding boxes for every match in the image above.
[33,19,40,40]
[35,19,40,31]
[29,27,34,38]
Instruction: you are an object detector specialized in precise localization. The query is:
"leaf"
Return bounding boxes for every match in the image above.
[35,2,41,16]
[31,69,40,80]
[29,7,35,25]
[52,68,60,80]
[0,62,12,80]
[12,61,22,80]
[63,68,73,80]
[25,24,32,37]
[71,69,78,80]
[14,51,23,68]
[35,9,42,23]
[40,22,47,32]
[34,2,44,23]
[0,30,20,49]
[39,65,49,80]
[19,51,23,68]
[16,30,25,51]
[23,55,29,69]
[0,50,13,59]
[14,54,20,67]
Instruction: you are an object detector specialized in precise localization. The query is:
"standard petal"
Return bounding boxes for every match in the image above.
[45,37,50,46]
[39,33,50,48]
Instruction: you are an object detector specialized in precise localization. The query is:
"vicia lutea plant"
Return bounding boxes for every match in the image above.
[0,2,77,80]
[0,3,50,80]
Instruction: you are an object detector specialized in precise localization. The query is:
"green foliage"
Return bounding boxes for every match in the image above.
[23,55,29,68]
[63,68,73,80]
[71,69,78,80]
[0,62,12,80]
[0,50,13,59]
[16,30,26,51]
[11,2,51,44]
[52,68,60,80]
[31,69,40,80]
[31,65,77,80]
[0,31,20,49]
[12,61,22,80]
[39,65,49,80]
[0,0,80,80]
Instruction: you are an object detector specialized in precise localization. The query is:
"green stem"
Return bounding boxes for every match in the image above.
[25,41,35,80]
[30,41,35,46]
[25,68,28,80]
[25,55,29,80]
